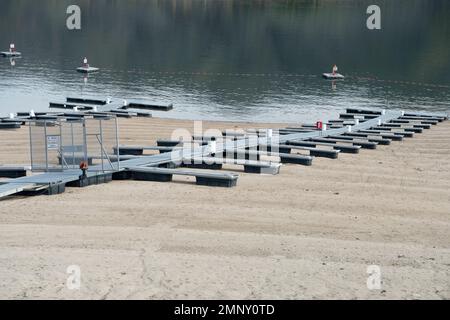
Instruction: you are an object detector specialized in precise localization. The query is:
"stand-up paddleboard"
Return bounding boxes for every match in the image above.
[77,57,99,73]
[77,66,100,73]
[1,43,21,57]
[323,64,344,79]
[322,73,344,80]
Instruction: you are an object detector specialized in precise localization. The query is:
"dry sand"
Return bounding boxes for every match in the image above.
[0,117,449,300]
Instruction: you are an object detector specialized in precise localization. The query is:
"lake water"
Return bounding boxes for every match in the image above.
[0,0,449,123]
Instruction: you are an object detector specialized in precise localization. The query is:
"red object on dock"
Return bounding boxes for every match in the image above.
[316,121,323,129]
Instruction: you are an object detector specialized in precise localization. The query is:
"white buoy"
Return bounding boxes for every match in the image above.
[73,106,78,112]
[93,106,98,112]
[123,99,128,106]
[401,111,405,116]
[30,109,35,117]
[381,109,386,115]
[322,123,327,131]
[267,129,273,138]
[347,125,352,133]
[378,119,382,126]
[209,141,217,154]
[83,57,88,67]
[106,98,112,104]
[9,113,15,119]
[355,119,360,125]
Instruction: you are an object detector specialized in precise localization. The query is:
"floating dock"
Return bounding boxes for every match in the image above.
[124,100,174,111]
[66,97,110,105]
[0,108,447,199]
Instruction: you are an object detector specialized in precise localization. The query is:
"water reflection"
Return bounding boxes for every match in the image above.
[0,0,449,123]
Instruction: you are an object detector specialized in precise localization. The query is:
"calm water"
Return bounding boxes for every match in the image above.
[0,0,449,123]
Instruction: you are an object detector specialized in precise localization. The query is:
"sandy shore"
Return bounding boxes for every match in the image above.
[0,117,449,299]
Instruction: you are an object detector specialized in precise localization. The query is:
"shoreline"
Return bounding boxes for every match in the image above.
[0,117,449,299]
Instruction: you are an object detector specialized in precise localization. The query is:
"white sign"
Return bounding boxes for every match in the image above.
[47,135,60,150]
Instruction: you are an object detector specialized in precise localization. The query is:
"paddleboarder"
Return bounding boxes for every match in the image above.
[332,64,338,75]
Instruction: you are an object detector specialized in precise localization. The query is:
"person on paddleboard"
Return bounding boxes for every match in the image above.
[332,64,338,75]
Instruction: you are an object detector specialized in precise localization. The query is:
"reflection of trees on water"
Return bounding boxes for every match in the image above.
[0,0,449,112]
[1,0,449,81]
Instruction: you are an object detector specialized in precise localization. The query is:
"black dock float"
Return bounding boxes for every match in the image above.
[49,102,94,110]
[135,111,152,117]
[329,134,391,145]
[365,128,415,137]
[182,162,223,170]
[45,182,66,195]
[117,147,144,155]
[126,101,173,111]
[16,112,47,117]
[383,123,431,130]
[196,177,237,188]
[358,129,410,139]
[403,113,446,121]
[157,139,185,147]
[343,132,403,141]
[346,108,382,115]
[132,171,173,182]
[108,111,133,118]
[309,137,377,150]
[286,141,339,159]
[66,173,112,188]
[286,140,360,153]
[242,163,281,174]
[189,157,281,175]
[393,119,438,125]
[66,97,108,105]
[18,182,66,197]
[374,126,423,134]
[0,122,21,129]
[279,153,313,165]
[400,116,444,122]
[62,112,86,118]
[308,148,339,159]
[0,167,27,178]
[35,115,59,120]
[340,113,378,119]
[127,167,238,188]
[112,171,133,180]
[256,144,292,154]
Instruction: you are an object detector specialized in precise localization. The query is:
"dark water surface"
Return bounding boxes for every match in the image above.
[0,0,449,123]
